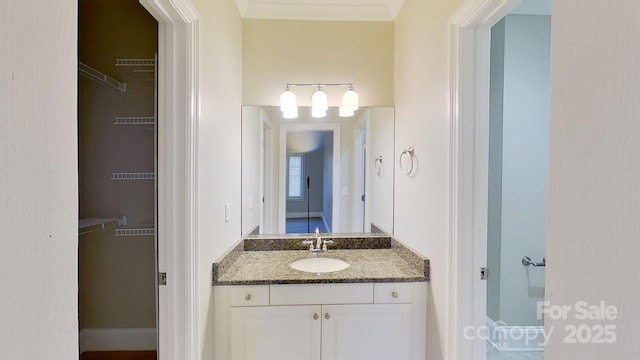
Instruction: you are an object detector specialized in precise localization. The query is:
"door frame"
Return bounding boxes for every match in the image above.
[278,123,341,234]
[353,118,368,233]
[447,0,521,359]
[139,1,200,359]
[261,113,274,234]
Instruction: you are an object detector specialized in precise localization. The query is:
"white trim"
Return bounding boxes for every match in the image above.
[137,1,200,360]
[278,123,341,234]
[448,1,521,359]
[259,111,274,234]
[79,328,157,354]
[486,317,545,352]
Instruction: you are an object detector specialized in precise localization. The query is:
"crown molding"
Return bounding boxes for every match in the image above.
[235,0,405,21]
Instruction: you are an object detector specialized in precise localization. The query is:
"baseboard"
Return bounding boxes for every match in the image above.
[79,328,157,354]
[487,317,544,352]
[286,211,323,219]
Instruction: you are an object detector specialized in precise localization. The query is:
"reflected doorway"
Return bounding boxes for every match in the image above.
[278,123,341,234]
[285,131,333,234]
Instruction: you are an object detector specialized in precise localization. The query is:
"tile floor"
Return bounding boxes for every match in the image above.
[487,343,544,360]
[286,217,328,233]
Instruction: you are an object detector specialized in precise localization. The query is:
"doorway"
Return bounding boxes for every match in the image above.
[78,0,158,358]
[279,123,341,234]
[284,131,334,234]
[448,0,552,359]
[353,125,367,233]
[486,10,550,360]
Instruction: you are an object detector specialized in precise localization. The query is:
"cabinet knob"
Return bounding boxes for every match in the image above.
[245,294,252,301]
[392,292,399,298]
[325,313,331,320]
[313,313,319,320]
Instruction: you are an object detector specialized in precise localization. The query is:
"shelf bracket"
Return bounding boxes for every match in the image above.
[78,62,126,92]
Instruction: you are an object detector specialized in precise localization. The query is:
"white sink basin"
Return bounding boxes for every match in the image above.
[289,257,349,273]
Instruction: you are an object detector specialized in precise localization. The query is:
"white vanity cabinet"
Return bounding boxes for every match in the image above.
[214,282,427,360]
[321,303,411,360]
[230,305,321,360]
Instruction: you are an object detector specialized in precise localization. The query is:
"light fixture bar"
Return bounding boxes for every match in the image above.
[279,82,358,119]
[285,83,354,88]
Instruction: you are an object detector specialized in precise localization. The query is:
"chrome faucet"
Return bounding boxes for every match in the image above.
[301,237,334,253]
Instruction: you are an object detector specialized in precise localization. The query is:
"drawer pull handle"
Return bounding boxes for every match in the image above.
[325,313,331,320]
[392,292,399,298]
[245,294,252,301]
[313,313,319,320]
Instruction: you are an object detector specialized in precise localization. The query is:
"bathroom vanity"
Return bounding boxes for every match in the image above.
[212,235,429,360]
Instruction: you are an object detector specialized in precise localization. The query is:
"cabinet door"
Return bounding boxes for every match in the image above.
[321,304,411,360]
[230,305,321,360]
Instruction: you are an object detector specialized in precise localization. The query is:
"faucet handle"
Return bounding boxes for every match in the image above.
[322,240,334,252]
[302,239,315,250]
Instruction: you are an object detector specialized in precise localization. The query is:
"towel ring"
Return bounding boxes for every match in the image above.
[374,156,383,176]
[399,147,415,175]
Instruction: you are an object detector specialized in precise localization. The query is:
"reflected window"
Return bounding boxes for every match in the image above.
[287,154,304,200]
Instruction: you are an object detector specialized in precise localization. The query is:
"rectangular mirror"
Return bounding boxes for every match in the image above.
[242,106,394,236]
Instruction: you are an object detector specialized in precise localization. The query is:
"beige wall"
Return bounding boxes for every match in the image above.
[243,19,394,106]
[192,0,243,358]
[546,0,640,358]
[1,0,78,358]
[394,0,464,359]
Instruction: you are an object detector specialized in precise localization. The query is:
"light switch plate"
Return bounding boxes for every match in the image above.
[225,203,231,222]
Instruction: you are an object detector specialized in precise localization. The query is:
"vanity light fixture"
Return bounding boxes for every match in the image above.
[279,83,359,119]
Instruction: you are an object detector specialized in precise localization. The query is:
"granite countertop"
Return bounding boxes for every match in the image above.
[212,236,430,285]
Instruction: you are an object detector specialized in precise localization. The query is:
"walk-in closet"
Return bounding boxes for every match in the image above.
[78,0,158,358]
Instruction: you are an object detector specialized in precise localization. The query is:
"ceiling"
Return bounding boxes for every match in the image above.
[235,0,405,21]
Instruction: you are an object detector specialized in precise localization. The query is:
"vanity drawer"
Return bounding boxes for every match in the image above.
[229,285,270,307]
[374,283,413,304]
[270,283,373,305]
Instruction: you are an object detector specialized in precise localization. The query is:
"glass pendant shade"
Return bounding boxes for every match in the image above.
[280,89,298,118]
[311,89,328,118]
[339,106,355,117]
[311,105,327,118]
[342,89,359,111]
[283,106,298,119]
